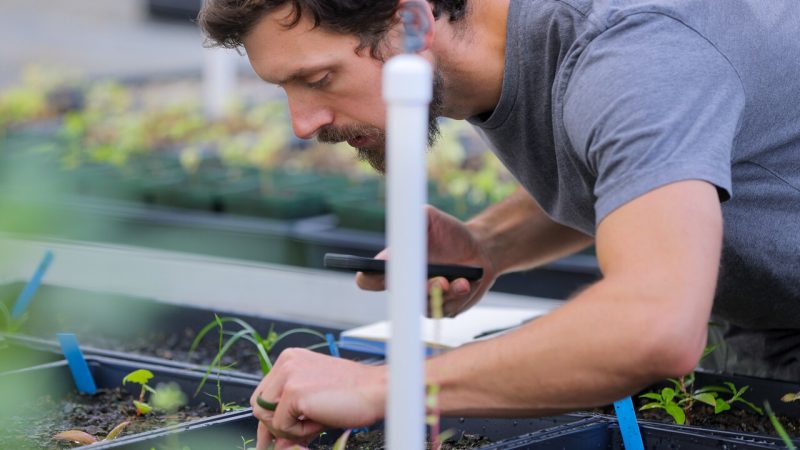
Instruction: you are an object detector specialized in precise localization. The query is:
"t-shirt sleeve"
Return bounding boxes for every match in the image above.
[562,13,746,227]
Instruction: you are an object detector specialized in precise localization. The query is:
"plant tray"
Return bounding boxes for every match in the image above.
[0,355,258,449]
[0,283,378,377]
[97,408,597,449]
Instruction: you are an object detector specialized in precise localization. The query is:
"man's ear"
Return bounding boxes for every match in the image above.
[397,0,436,52]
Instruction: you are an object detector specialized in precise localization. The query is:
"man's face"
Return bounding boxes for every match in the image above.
[243,5,442,173]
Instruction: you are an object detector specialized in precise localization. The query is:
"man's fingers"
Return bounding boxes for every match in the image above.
[257,420,272,450]
[355,271,386,291]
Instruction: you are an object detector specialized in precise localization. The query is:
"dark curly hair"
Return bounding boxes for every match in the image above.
[198,0,468,58]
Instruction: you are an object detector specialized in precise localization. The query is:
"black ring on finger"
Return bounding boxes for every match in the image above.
[257,394,278,411]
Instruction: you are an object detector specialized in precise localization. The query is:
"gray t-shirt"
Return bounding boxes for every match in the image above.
[470,0,800,332]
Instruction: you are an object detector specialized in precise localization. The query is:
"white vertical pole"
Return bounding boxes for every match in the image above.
[383,54,432,450]
[202,47,238,119]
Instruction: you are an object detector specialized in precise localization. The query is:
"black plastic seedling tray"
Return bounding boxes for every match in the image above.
[98,408,599,449]
[0,335,65,374]
[0,283,377,377]
[0,355,258,449]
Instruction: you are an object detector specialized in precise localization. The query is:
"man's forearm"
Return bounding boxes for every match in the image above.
[428,278,707,416]
[466,188,593,275]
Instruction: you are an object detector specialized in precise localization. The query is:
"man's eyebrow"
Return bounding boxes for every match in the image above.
[268,65,330,86]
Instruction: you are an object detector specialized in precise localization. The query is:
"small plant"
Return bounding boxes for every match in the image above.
[53,420,130,445]
[693,381,764,415]
[0,302,25,334]
[123,369,156,415]
[639,345,762,425]
[765,401,797,450]
[239,435,256,450]
[639,387,691,425]
[190,315,330,406]
[332,429,352,450]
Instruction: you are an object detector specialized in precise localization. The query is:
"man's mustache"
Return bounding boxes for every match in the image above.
[317,125,385,144]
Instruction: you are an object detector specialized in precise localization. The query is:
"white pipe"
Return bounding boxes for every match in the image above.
[383,54,432,450]
[202,47,238,120]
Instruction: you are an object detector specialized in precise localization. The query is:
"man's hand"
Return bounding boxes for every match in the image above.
[356,205,498,317]
[250,349,386,450]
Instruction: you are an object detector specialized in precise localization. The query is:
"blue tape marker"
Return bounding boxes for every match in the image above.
[613,396,644,450]
[57,333,97,395]
[11,250,54,320]
[326,333,341,358]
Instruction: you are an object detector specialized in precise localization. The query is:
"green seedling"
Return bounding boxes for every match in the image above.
[765,401,797,449]
[205,315,246,413]
[150,381,188,414]
[639,345,762,425]
[190,315,329,400]
[122,369,157,416]
[693,381,764,415]
[240,435,256,450]
[332,429,352,450]
[639,387,689,425]
[53,420,130,445]
[0,302,25,334]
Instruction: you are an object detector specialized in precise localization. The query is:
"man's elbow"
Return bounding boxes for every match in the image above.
[634,294,712,380]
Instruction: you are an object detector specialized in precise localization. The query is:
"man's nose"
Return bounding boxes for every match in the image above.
[288,98,334,140]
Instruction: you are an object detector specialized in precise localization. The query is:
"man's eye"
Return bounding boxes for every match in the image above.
[307,73,331,89]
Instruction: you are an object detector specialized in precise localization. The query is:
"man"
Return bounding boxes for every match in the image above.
[198,0,800,447]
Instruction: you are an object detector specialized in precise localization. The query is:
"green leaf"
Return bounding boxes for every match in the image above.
[765,401,797,450]
[194,328,254,397]
[639,403,665,411]
[665,403,686,425]
[639,392,663,401]
[332,429,352,450]
[123,369,154,386]
[151,382,188,413]
[702,344,718,359]
[714,398,731,414]
[723,382,737,394]
[661,388,676,404]
[104,421,130,441]
[735,398,764,415]
[693,393,718,408]
[695,385,729,395]
[133,400,153,415]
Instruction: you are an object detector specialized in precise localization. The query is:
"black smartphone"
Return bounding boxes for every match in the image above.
[323,253,483,281]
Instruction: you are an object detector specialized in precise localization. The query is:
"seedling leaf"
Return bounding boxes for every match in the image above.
[133,400,153,415]
[693,393,718,408]
[54,430,98,445]
[765,401,797,450]
[639,403,664,411]
[105,421,130,441]
[123,369,154,386]
[665,403,686,425]
[639,393,662,401]
[661,388,676,404]
[151,382,188,413]
[714,398,731,414]
[332,429,352,450]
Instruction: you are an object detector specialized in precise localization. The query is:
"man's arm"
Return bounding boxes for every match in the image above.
[250,180,721,446]
[431,180,721,415]
[357,186,594,316]
[466,187,594,275]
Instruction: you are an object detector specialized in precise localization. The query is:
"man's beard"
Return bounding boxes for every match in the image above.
[316,69,445,174]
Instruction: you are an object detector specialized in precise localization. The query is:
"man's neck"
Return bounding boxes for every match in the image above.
[431,0,510,120]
